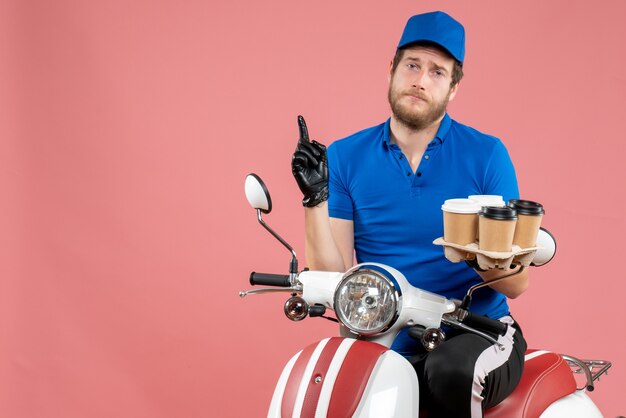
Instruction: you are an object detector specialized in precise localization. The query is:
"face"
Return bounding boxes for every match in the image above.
[388,46,458,130]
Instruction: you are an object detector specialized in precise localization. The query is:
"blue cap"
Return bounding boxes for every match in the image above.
[397,11,465,64]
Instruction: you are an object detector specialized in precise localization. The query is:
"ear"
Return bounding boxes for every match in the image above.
[448,82,460,102]
[388,59,394,83]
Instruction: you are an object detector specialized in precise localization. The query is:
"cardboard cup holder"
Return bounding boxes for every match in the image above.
[432,237,541,270]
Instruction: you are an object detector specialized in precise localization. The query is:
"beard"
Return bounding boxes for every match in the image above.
[388,81,451,131]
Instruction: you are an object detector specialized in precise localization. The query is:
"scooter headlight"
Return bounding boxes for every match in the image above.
[334,267,401,336]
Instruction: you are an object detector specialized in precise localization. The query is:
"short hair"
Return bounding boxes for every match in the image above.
[391,42,464,87]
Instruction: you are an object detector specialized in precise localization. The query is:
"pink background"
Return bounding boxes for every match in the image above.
[2,0,625,417]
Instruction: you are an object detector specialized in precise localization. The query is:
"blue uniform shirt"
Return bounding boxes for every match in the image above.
[327,114,519,356]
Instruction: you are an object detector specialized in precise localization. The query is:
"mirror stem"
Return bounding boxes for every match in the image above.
[460,266,525,310]
[257,209,299,274]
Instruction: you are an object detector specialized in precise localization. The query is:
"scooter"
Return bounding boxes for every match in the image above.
[240,173,612,418]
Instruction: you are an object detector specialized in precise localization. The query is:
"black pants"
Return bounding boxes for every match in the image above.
[409,316,527,418]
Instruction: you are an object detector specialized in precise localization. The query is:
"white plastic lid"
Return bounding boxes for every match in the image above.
[468,195,505,207]
[441,198,482,214]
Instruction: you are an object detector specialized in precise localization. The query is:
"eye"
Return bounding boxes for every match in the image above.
[406,63,419,70]
[433,70,445,78]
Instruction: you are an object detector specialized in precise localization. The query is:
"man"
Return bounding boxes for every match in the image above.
[292,11,527,418]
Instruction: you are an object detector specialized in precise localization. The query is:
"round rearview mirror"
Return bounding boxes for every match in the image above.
[532,227,557,267]
[245,173,272,214]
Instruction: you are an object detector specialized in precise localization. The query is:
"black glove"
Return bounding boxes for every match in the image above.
[291,115,328,207]
[465,258,488,272]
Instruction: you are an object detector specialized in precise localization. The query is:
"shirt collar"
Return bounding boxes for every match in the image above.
[382,119,393,148]
[435,113,451,143]
[382,113,452,149]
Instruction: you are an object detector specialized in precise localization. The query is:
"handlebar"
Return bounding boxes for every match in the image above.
[249,272,291,287]
[460,312,508,336]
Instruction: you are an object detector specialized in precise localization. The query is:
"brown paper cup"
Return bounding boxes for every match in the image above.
[479,217,517,252]
[478,206,518,252]
[443,211,478,245]
[508,199,545,249]
[513,213,543,248]
[468,195,505,241]
[441,199,482,246]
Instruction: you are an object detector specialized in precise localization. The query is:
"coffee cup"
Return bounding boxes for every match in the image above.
[468,195,506,208]
[468,195,505,240]
[478,206,518,252]
[508,199,545,248]
[441,199,482,246]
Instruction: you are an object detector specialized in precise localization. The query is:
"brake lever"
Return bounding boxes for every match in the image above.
[239,287,301,297]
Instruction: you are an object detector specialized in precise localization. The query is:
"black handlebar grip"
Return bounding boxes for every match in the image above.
[462,312,508,336]
[249,272,291,287]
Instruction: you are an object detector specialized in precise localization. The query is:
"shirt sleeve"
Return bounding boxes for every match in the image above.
[327,143,354,220]
[483,140,520,202]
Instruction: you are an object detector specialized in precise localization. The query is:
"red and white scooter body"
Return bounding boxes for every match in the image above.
[268,337,418,418]
[269,269,603,418]
[486,350,602,418]
[541,392,602,418]
[269,343,604,418]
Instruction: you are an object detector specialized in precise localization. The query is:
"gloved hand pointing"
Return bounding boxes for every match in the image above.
[291,115,328,207]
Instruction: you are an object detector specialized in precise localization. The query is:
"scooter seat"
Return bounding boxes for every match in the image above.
[485,349,577,418]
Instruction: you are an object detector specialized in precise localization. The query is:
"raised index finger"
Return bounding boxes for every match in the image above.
[298,115,309,142]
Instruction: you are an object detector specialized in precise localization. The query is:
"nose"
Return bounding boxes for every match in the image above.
[411,71,427,90]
